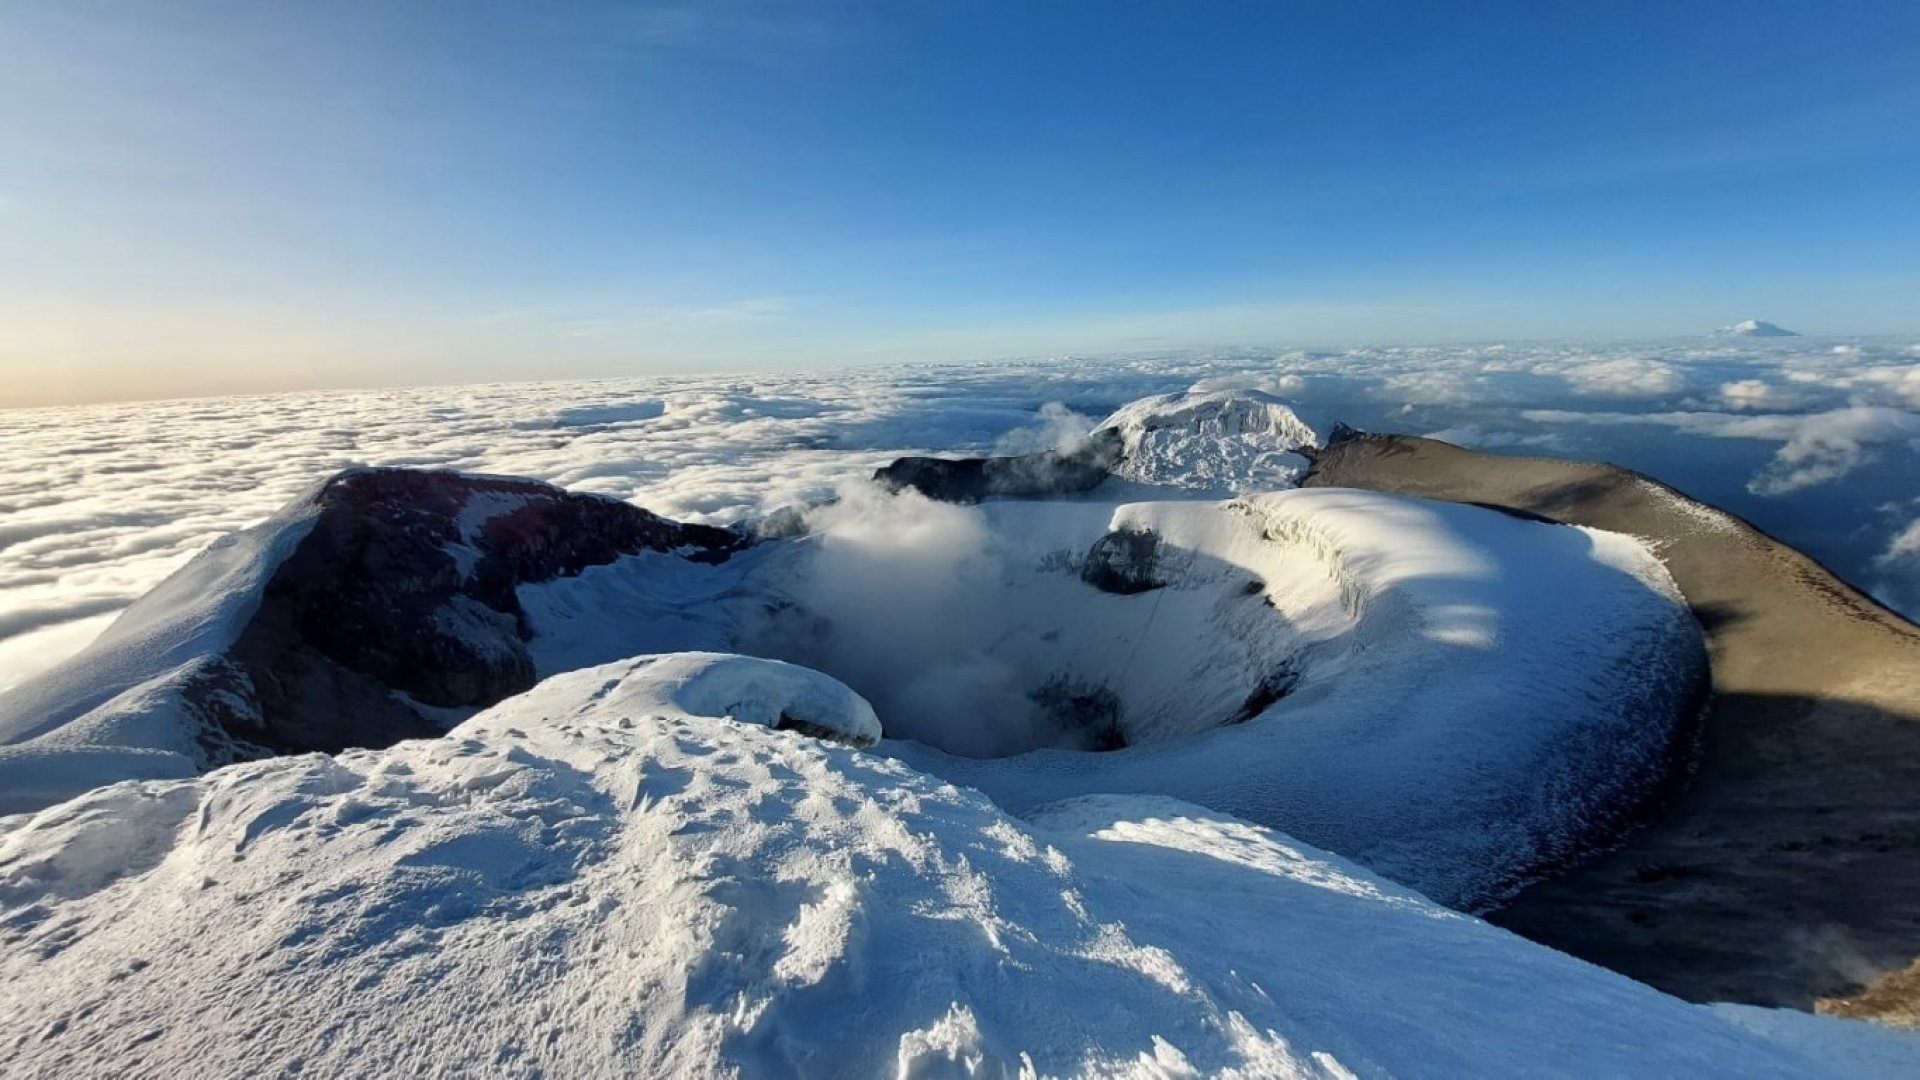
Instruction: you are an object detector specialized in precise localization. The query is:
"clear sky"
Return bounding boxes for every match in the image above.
[3,1,1917,407]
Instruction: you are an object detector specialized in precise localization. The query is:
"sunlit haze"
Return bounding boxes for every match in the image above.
[4,2,1918,407]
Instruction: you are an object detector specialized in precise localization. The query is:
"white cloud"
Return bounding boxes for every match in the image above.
[990,401,1096,455]
[2,338,1918,688]
[1421,425,1566,452]
[1747,407,1920,496]
[1873,511,1920,617]
[1885,518,1920,562]
[1845,365,1920,409]
[1564,356,1683,399]
[1719,379,1791,411]
[1190,371,1309,398]
[1521,404,1920,496]
[1376,369,1491,406]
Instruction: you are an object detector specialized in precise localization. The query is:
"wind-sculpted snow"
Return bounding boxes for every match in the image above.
[0,657,1887,1079]
[4,338,1919,693]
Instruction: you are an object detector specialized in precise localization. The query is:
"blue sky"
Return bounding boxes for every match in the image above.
[3,1,1917,405]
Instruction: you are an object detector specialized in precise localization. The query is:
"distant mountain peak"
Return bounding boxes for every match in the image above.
[1717,319,1800,337]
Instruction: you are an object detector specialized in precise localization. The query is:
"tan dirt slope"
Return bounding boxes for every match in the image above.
[1303,430,1920,1022]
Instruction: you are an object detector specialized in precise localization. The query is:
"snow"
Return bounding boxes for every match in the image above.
[0,655,1895,1078]
[0,449,1702,904]
[0,483,319,746]
[517,546,770,677]
[2,357,1917,1073]
[841,488,1704,909]
[1098,388,1321,491]
[587,651,882,746]
[454,488,536,545]
[1713,1004,1920,1076]
[1718,319,1802,337]
[0,481,325,812]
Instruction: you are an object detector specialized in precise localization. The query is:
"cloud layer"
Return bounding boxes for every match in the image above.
[2,337,1916,690]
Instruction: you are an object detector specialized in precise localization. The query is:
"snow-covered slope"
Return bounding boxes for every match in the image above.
[0,467,746,815]
[756,487,1706,908]
[1096,388,1321,491]
[1717,319,1801,337]
[0,484,327,813]
[0,655,1892,1079]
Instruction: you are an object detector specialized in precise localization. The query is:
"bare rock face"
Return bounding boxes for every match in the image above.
[873,432,1123,503]
[197,469,748,759]
[1078,526,1165,595]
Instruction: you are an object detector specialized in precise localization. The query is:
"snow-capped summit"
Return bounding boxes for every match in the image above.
[872,387,1322,502]
[1717,319,1801,337]
[1095,388,1321,490]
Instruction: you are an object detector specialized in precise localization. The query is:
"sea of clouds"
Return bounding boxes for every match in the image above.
[4,337,1917,692]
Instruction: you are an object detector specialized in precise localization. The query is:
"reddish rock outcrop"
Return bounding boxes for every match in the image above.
[169,468,748,761]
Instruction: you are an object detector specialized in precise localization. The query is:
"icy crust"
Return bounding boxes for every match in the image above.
[1096,389,1320,491]
[887,487,1709,910]
[0,658,1865,1079]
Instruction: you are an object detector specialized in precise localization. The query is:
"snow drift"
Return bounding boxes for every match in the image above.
[0,656,1888,1079]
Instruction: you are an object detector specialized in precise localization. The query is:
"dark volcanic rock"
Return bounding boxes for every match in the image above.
[1227,664,1302,726]
[874,431,1123,504]
[1029,677,1126,752]
[1079,526,1164,595]
[207,468,747,758]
